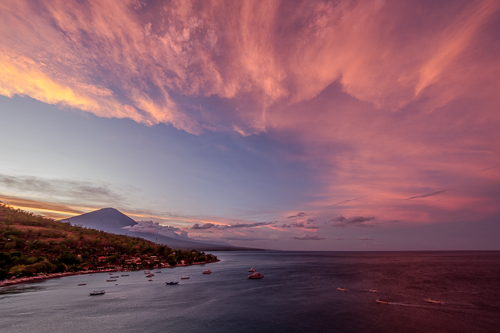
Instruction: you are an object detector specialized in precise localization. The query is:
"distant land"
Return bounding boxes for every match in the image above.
[62,208,262,251]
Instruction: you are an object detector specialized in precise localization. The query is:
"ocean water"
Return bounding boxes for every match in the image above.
[1,251,499,333]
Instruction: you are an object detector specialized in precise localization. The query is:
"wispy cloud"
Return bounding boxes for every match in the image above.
[406,189,448,200]
[0,174,123,203]
[331,197,366,206]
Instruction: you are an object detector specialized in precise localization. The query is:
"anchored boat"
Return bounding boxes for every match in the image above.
[248,272,264,279]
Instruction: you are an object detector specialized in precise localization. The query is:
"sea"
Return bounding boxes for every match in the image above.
[1,251,499,333]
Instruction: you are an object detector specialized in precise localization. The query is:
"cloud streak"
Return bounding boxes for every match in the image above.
[406,190,448,200]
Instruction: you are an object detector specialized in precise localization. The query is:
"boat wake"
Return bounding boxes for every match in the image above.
[387,302,430,308]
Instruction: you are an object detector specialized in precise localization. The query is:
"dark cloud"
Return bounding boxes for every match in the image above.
[292,234,325,241]
[191,223,215,230]
[332,215,347,222]
[406,189,448,200]
[331,215,376,227]
[287,212,306,219]
[347,216,376,224]
[282,221,318,229]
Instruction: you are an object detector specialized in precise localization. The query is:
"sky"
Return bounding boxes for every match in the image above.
[1,0,499,251]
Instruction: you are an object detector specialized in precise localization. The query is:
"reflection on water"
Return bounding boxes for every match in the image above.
[0,284,45,296]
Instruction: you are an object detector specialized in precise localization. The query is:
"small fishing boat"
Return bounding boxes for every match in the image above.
[144,271,150,274]
[425,298,441,304]
[77,283,87,286]
[89,290,105,296]
[203,269,212,274]
[337,287,347,291]
[148,279,153,281]
[156,271,161,273]
[110,276,119,278]
[248,272,264,279]
[248,268,255,272]
[166,281,179,285]
[121,274,129,277]
[106,279,117,282]
[376,299,389,304]
[181,276,190,279]
[146,274,154,278]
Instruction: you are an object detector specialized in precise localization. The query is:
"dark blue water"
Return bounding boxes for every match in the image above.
[1,251,499,332]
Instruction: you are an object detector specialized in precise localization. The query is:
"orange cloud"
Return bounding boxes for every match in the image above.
[0,195,85,219]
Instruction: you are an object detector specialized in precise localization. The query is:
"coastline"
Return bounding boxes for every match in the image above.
[0,259,220,288]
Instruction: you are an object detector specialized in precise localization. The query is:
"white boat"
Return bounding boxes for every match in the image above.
[89,290,105,296]
[376,299,389,304]
[146,274,154,277]
[203,269,212,274]
[248,268,255,272]
[337,287,347,291]
[248,272,263,279]
[181,276,190,279]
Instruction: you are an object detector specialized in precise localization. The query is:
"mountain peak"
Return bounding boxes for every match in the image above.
[66,207,137,232]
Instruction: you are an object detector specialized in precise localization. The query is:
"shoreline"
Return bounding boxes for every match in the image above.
[0,259,220,288]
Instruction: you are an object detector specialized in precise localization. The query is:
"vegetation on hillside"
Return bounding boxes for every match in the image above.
[0,204,216,280]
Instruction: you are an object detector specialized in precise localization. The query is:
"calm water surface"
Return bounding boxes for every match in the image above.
[1,251,499,332]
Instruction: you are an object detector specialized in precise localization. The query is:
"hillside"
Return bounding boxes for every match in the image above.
[0,204,217,281]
